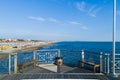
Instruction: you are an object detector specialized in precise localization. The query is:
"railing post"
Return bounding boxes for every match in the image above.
[104,58,107,74]
[33,50,36,60]
[14,53,17,74]
[100,52,103,73]
[58,49,60,57]
[82,50,84,67]
[33,50,37,67]
[8,53,11,75]
[107,54,110,75]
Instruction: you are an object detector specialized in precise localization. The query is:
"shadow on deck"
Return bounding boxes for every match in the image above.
[1,64,120,80]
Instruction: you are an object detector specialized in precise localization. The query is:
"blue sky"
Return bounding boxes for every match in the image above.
[0,0,120,41]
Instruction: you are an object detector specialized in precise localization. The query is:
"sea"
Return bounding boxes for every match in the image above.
[42,41,120,53]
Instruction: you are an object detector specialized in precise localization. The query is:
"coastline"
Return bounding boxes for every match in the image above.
[0,43,53,54]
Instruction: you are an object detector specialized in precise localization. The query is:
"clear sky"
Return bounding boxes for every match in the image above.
[0,0,120,41]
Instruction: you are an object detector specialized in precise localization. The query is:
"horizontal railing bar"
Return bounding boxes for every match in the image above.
[60,50,82,52]
[36,50,83,53]
[36,49,59,52]
[104,53,120,56]
[115,58,120,59]
[115,54,120,55]
[18,51,33,53]
[84,51,100,55]
[104,53,111,56]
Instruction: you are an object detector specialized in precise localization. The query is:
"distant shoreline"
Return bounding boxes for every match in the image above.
[0,43,53,54]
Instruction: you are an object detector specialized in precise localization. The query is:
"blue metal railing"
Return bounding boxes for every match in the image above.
[36,50,58,64]
[0,55,15,74]
[102,53,120,76]
[17,51,34,64]
[0,58,9,73]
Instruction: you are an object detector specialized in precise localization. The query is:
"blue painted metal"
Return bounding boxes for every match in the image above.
[36,50,58,64]
[102,54,120,77]
[0,58,9,73]
[17,51,34,64]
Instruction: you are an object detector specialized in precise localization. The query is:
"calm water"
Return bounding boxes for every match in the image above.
[42,41,120,53]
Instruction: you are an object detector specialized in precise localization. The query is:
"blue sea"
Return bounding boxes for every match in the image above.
[42,41,120,53]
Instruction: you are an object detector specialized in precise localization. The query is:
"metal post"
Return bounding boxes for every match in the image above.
[14,53,17,73]
[33,50,36,60]
[33,50,36,67]
[36,51,38,60]
[112,0,117,77]
[82,50,84,67]
[58,49,60,57]
[104,58,106,73]
[8,53,11,75]
[105,58,107,74]
[107,54,110,75]
[100,52,103,73]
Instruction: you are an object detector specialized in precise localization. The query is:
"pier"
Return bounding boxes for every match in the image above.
[0,49,120,80]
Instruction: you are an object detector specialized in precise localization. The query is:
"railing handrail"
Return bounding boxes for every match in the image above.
[84,51,101,55]
[60,50,82,52]
[36,49,59,52]
[115,54,120,56]
[104,53,120,56]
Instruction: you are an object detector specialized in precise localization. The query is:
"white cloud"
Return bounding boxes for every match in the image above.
[68,21,88,30]
[28,16,87,30]
[117,10,120,16]
[88,6,101,17]
[47,18,58,22]
[28,16,45,21]
[28,16,59,23]
[87,5,96,17]
[69,21,81,25]
[76,1,86,12]
[75,1,102,17]
[89,14,96,17]
[81,26,88,30]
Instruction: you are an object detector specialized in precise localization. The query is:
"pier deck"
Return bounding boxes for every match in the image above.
[1,64,119,80]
